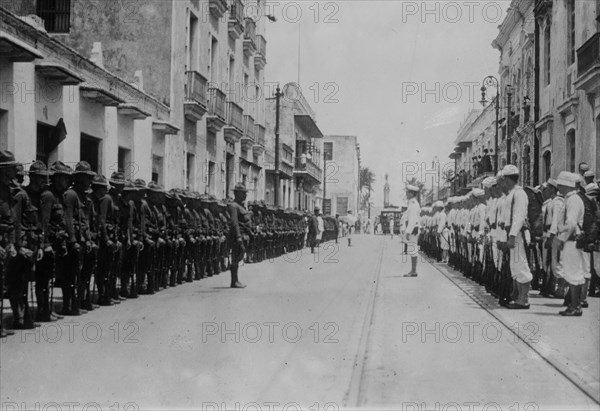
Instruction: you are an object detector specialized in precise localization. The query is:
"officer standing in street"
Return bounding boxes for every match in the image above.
[404,184,421,277]
[229,183,251,289]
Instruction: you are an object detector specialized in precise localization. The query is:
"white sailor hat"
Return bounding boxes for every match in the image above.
[584,170,595,178]
[482,177,497,189]
[501,164,519,176]
[547,179,558,188]
[585,182,599,195]
[472,188,485,197]
[434,200,444,208]
[406,184,420,193]
[556,171,579,188]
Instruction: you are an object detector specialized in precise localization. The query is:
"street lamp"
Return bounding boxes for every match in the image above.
[480,75,500,173]
[274,85,281,207]
[505,84,514,165]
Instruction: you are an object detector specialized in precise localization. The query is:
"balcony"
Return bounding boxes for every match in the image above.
[241,114,255,150]
[228,0,244,40]
[184,71,208,121]
[575,32,600,94]
[294,157,322,185]
[206,87,226,133]
[209,0,228,19]
[243,18,257,57]
[253,124,266,156]
[254,35,267,70]
[264,153,293,180]
[223,101,244,144]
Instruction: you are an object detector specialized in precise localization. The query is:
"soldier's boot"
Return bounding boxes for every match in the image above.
[35,284,52,322]
[560,284,583,316]
[60,286,71,315]
[68,286,84,316]
[581,278,590,308]
[129,273,139,299]
[120,272,130,299]
[230,265,246,289]
[508,281,530,309]
[563,286,571,306]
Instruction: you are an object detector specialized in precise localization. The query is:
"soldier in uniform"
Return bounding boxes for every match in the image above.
[0,150,21,336]
[147,182,169,291]
[404,184,421,277]
[132,179,156,294]
[229,183,251,288]
[25,161,63,322]
[5,154,37,329]
[71,162,99,312]
[107,172,128,303]
[500,165,533,310]
[555,171,587,316]
[120,181,141,298]
[90,175,116,306]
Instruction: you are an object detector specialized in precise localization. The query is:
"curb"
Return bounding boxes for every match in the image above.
[424,254,600,405]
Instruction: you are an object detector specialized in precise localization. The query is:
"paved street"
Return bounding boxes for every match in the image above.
[1,236,599,410]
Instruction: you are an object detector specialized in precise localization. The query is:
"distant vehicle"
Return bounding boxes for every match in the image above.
[379,208,405,235]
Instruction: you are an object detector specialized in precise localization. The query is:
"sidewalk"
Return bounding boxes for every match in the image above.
[429,254,600,404]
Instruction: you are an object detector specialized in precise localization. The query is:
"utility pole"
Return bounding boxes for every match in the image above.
[274,85,281,207]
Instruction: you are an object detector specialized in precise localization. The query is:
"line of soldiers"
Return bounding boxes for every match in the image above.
[0,150,333,337]
[419,163,600,317]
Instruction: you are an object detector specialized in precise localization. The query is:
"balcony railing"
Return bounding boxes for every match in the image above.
[228,0,244,38]
[244,18,256,42]
[295,156,322,183]
[207,87,226,119]
[185,71,207,105]
[577,32,600,77]
[226,101,244,131]
[257,35,267,59]
[256,124,266,146]
[243,115,255,141]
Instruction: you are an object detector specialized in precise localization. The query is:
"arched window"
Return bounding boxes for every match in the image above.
[523,146,531,186]
[543,151,552,181]
[566,129,576,172]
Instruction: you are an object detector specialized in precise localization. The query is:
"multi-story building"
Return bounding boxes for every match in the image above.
[264,83,324,211]
[0,8,170,178]
[537,0,600,179]
[449,107,496,195]
[493,0,536,185]
[322,135,360,217]
[2,0,269,198]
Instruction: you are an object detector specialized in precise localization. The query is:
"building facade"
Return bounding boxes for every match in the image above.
[323,135,360,217]
[536,0,600,180]
[2,0,268,198]
[493,0,536,185]
[0,8,170,179]
[449,107,496,194]
[264,83,324,211]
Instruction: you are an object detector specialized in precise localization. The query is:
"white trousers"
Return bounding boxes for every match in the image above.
[558,241,587,286]
[509,234,533,284]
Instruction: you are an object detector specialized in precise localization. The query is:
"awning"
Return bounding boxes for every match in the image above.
[294,115,323,139]
[0,32,44,62]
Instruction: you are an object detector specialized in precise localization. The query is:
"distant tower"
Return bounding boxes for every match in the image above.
[383,173,390,207]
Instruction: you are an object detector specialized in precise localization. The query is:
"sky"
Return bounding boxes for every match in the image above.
[263,0,511,207]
